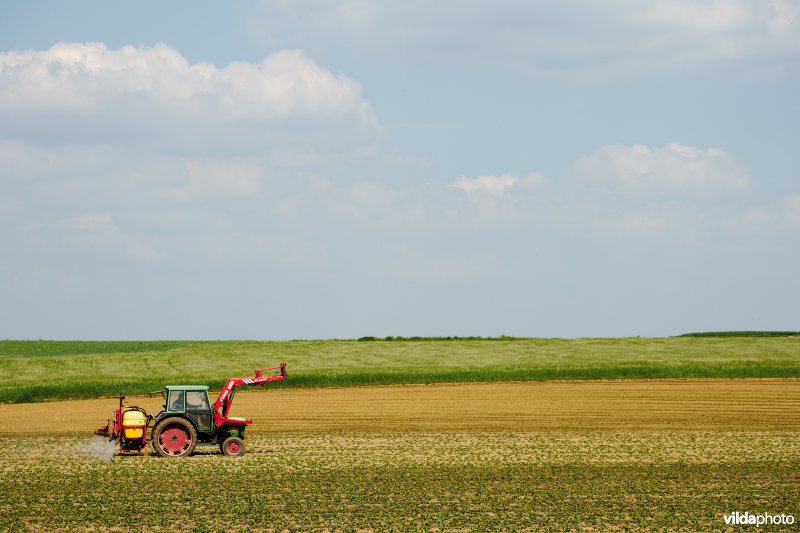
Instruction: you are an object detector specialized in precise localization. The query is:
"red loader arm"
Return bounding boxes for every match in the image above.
[212,363,286,427]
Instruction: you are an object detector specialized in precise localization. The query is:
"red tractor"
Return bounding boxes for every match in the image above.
[96,363,286,457]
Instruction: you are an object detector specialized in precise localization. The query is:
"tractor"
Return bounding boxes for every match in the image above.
[96,363,286,457]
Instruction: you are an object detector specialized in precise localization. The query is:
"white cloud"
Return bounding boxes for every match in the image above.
[0,140,283,206]
[575,142,749,195]
[631,0,800,43]
[285,175,407,227]
[0,140,111,180]
[161,159,266,202]
[0,42,379,140]
[278,171,550,231]
[1,135,784,273]
[451,173,544,195]
[0,141,257,207]
[249,1,800,76]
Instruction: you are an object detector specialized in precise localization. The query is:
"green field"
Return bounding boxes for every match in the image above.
[2,432,797,530]
[1,335,799,403]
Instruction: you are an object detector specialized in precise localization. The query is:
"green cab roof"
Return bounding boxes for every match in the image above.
[165,385,209,391]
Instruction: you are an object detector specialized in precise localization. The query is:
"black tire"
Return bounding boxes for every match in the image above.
[221,436,245,457]
[151,417,197,458]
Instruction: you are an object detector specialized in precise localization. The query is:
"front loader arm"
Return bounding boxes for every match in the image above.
[212,363,286,427]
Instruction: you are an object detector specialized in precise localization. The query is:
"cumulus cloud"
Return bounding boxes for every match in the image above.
[451,172,545,195]
[278,171,551,231]
[0,140,111,180]
[0,140,273,206]
[0,42,379,144]
[249,0,800,76]
[161,159,266,202]
[575,142,749,195]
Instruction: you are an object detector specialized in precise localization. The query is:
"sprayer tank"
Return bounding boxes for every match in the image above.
[122,409,146,439]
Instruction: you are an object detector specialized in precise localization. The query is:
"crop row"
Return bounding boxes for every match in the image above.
[1,432,797,531]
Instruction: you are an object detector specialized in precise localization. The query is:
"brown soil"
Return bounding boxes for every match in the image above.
[1,378,798,436]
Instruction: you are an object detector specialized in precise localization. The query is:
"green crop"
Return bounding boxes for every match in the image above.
[0,432,797,531]
[1,336,799,403]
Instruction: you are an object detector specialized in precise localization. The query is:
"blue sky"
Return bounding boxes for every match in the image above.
[1,1,798,339]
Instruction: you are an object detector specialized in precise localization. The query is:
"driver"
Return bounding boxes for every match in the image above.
[169,391,184,411]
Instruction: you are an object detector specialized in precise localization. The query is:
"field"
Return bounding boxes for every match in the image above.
[1,338,799,530]
[2,431,798,531]
[1,336,799,403]
[1,379,799,530]
[2,379,799,434]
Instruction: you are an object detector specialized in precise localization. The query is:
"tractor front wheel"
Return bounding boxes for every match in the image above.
[152,418,197,458]
[221,436,245,457]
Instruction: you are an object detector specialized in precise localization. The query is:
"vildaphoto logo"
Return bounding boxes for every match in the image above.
[723,511,796,527]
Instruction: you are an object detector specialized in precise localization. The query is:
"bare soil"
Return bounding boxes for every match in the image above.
[2,378,798,435]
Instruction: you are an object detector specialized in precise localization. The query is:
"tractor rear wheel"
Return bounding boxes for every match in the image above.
[221,436,245,457]
[152,417,197,458]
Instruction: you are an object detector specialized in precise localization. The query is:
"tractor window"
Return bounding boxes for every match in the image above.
[186,390,210,411]
[168,390,185,412]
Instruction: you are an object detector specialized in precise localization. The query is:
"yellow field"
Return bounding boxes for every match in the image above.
[1,378,798,435]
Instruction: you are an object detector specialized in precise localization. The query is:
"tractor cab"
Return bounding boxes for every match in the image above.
[163,385,214,433]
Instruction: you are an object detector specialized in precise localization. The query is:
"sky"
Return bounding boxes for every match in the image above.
[1,1,799,340]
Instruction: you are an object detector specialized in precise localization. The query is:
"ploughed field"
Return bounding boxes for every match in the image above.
[1,379,799,530]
